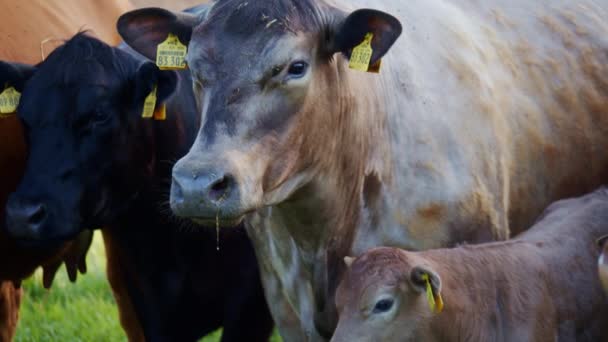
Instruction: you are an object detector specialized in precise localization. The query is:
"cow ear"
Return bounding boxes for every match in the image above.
[410,265,444,313]
[0,61,37,92]
[117,7,200,61]
[329,9,402,67]
[134,62,178,109]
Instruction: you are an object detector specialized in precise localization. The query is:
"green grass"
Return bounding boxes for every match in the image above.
[14,232,283,342]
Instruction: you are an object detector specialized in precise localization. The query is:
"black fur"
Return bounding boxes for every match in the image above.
[5,33,273,342]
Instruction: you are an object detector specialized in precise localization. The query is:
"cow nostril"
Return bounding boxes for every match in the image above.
[208,174,234,202]
[172,177,185,202]
[28,204,47,226]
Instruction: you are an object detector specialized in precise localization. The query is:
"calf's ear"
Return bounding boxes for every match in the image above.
[117,7,200,61]
[328,9,402,66]
[133,62,178,109]
[0,61,37,92]
[410,265,444,313]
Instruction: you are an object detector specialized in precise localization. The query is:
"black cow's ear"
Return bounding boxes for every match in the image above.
[329,9,402,66]
[117,7,200,61]
[0,61,37,92]
[134,62,178,109]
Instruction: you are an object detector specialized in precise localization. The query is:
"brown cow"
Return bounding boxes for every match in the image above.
[334,188,608,342]
[118,0,608,340]
[0,0,130,340]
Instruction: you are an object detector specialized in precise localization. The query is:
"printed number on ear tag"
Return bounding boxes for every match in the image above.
[142,85,157,119]
[0,86,21,115]
[156,33,188,70]
[349,33,381,73]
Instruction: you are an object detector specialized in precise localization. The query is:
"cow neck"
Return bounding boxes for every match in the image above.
[267,57,391,336]
[326,62,392,335]
[420,243,532,341]
[289,56,390,250]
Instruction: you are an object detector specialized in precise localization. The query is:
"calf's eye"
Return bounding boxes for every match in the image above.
[372,298,394,314]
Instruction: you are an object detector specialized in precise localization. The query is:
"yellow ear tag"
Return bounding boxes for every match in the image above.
[153,103,167,121]
[156,33,188,70]
[142,85,157,119]
[0,86,21,115]
[349,33,380,73]
[422,273,443,313]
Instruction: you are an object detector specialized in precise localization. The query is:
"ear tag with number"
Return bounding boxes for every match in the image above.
[0,86,21,115]
[142,85,157,119]
[349,33,381,73]
[156,33,188,70]
[422,273,444,313]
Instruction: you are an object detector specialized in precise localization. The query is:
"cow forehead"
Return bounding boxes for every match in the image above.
[20,81,117,125]
[20,36,137,122]
[32,35,135,87]
[188,32,312,80]
[200,0,324,37]
[347,250,411,288]
[188,0,326,71]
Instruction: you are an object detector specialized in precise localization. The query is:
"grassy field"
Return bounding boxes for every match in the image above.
[14,232,282,342]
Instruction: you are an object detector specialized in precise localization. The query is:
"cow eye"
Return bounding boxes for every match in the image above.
[372,298,394,314]
[93,108,111,123]
[287,61,308,78]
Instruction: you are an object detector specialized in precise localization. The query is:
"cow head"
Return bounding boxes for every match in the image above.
[5,33,177,241]
[333,248,442,342]
[118,1,402,227]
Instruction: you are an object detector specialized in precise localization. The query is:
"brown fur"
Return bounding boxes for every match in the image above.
[334,188,608,342]
[131,0,201,11]
[102,232,145,342]
[0,283,21,342]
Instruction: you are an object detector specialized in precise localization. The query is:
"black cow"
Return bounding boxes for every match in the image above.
[4,33,273,341]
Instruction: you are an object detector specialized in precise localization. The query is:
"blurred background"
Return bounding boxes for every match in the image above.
[130,0,200,10]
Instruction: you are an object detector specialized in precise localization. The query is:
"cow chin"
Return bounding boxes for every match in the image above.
[5,186,89,244]
[5,207,82,246]
[191,215,245,228]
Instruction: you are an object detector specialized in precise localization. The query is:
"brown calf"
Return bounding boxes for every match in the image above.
[334,188,608,342]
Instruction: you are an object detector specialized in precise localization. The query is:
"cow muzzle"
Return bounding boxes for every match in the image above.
[5,195,49,241]
[170,159,244,227]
